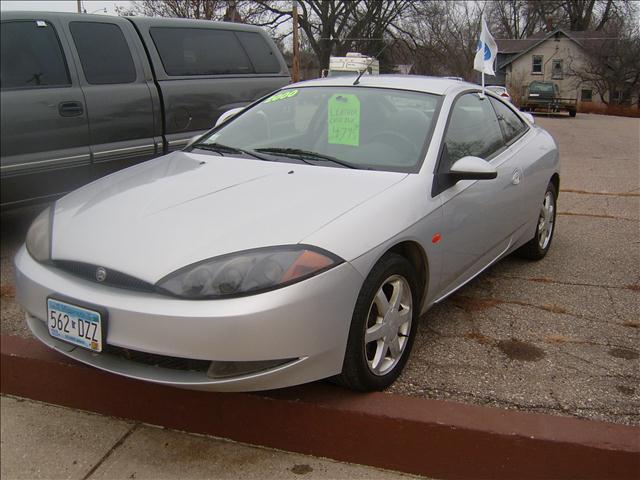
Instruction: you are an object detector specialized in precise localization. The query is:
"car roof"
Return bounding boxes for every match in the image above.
[290,75,478,96]
[1,11,267,33]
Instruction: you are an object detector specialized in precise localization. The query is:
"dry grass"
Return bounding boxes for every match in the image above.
[578,103,640,118]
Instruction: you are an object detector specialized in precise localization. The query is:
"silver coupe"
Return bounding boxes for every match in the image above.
[15,76,559,392]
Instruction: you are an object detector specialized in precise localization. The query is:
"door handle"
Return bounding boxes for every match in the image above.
[58,101,84,117]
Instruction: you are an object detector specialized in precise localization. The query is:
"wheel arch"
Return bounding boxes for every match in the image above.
[550,173,560,198]
[386,240,429,312]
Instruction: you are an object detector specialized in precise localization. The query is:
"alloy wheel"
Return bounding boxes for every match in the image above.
[538,190,555,250]
[364,275,413,376]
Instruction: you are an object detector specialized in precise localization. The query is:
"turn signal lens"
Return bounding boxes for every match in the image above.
[281,250,335,282]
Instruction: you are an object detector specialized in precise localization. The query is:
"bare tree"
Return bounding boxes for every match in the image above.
[566,19,640,105]
[245,1,413,71]
[486,0,634,39]
[116,0,233,19]
[487,0,548,39]
[537,0,632,32]
[397,1,482,80]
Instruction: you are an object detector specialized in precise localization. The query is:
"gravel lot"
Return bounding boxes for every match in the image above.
[1,113,638,426]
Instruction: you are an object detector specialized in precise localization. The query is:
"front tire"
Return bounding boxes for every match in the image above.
[517,181,557,260]
[335,253,419,391]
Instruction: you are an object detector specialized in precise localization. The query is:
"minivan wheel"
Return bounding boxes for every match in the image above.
[334,253,419,391]
[517,181,557,260]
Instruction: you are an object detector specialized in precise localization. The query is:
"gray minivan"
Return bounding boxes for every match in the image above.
[0,12,290,208]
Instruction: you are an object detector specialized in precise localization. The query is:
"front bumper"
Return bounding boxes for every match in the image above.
[15,246,363,391]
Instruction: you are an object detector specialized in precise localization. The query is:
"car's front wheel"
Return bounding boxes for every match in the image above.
[517,181,557,260]
[335,253,419,391]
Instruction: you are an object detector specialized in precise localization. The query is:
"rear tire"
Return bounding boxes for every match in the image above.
[569,109,577,117]
[334,253,419,391]
[517,181,557,260]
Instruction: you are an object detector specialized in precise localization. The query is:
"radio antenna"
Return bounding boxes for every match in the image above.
[353,39,395,86]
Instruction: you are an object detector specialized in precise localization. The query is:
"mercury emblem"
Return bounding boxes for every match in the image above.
[95,267,107,282]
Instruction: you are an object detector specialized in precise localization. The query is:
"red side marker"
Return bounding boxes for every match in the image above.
[432,233,441,244]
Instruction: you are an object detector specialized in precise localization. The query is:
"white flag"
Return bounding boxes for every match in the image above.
[474,16,498,76]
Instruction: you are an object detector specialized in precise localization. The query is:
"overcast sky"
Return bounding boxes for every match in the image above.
[0,0,132,14]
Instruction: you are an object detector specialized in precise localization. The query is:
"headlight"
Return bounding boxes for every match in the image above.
[26,206,53,262]
[157,245,342,299]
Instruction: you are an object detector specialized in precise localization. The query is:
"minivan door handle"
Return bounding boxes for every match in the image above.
[58,101,84,117]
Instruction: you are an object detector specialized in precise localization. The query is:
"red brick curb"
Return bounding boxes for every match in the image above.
[2,334,638,479]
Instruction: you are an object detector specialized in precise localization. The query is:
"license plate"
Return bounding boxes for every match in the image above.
[529,93,540,97]
[47,298,104,352]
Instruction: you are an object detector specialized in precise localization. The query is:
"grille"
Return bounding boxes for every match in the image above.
[54,260,156,293]
[105,345,211,372]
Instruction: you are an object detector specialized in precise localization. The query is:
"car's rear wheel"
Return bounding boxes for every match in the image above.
[517,181,557,260]
[335,253,419,391]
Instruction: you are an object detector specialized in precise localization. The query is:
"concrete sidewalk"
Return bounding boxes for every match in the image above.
[1,395,420,480]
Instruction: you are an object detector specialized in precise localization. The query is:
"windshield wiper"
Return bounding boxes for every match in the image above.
[254,147,357,169]
[191,142,271,162]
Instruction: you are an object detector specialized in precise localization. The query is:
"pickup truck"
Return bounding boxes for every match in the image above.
[0,12,290,209]
[520,81,577,117]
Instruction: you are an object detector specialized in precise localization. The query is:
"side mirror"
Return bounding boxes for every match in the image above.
[449,156,497,181]
[521,112,535,124]
[215,107,244,127]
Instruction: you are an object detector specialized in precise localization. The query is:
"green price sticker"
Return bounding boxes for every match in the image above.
[328,94,360,147]
[264,89,299,103]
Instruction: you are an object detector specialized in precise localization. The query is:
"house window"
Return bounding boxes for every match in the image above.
[581,89,592,102]
[532,55,543,74]
[552,60,563,79]
[612,89,631,105]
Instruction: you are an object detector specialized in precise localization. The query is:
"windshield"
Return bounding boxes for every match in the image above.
[197,86,440,172]
[530,82,555,94]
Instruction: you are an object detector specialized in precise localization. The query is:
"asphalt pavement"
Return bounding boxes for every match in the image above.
[1,113,639,428]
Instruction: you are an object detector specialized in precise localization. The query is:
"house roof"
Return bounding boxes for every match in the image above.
[497,29,604,67]
[496,31,547,54]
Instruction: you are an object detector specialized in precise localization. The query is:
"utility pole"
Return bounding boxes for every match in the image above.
[77,0,82,13]
[292,1,300,82]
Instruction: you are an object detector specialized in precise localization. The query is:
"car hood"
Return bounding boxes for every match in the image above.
[52,151,407,283]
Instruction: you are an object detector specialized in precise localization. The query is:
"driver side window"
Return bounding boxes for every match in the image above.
[441,93,504,170]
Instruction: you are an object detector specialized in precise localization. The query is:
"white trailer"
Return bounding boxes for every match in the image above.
[325,52,380,77]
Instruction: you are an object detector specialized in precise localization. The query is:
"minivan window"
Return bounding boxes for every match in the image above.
[69,22,136,85]
[489,97,528,144]
[441,93,504,168]
[150,27,253,76]
[235,31,280,74]
[0,20,70,89]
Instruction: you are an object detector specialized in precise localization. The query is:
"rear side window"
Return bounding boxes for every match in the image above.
[441,93,504,169]
[69,22,136,84]
[489,97,527,144]
[0,20,70,89]
[235,31,280,74]
[150,27,253,76]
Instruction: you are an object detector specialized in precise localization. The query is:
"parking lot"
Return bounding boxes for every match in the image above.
[1,113,638,426]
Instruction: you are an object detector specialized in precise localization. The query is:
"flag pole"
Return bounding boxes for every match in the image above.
[482,71,485,98]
